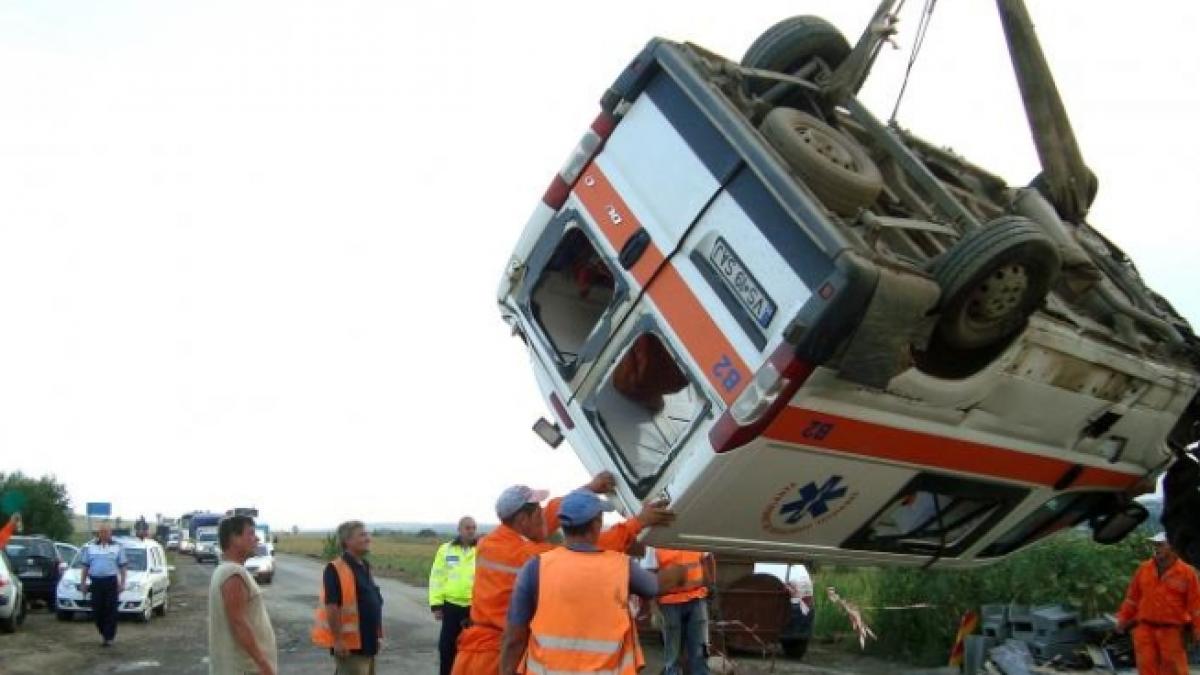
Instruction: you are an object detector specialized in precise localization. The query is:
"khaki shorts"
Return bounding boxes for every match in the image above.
[335,654,376,675]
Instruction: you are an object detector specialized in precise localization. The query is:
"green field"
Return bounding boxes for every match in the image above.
[276,533,442,587]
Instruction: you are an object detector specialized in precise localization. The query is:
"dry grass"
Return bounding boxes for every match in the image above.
[276,533,442,586]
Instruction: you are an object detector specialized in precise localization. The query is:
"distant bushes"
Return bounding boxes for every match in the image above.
[811,532,1147,665]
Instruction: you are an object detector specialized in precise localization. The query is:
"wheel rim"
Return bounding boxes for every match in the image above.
[794,123,858,171]
[964,263,1029,324]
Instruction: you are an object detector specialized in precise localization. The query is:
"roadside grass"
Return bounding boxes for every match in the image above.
[277,534,441,587]
[809,531,1147,666]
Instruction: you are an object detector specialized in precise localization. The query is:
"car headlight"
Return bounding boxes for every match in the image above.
[125,582,144,593]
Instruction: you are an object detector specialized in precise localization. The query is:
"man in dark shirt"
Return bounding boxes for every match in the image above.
[322,521,384,675]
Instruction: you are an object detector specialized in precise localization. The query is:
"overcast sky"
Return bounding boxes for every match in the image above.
[1,1,1196,530]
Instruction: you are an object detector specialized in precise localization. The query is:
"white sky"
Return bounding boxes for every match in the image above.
[1,1,1196,530]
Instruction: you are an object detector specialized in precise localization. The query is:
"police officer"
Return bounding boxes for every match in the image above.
[430,516,478,675]
[79,524,128,647]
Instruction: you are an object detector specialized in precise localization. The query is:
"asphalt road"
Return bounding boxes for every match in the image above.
[0,553,440,675]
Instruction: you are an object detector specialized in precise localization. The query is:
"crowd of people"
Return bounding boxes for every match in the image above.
[195,470,707,675]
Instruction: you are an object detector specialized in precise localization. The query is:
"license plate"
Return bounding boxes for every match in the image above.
[708,237,776,329]
[20,569,44,578]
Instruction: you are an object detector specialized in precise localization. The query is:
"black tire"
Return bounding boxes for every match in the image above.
[154,591,168,617]
[760,107,883,216]
[56,610,74,621]
[742,16,850,95]
[140,595,154,623]
[781,638,809,659]
[933,215,1061,351]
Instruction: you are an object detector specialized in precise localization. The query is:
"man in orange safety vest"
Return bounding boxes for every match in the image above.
[499,490,687,675]
[1116,531,1200,675]
[451,472,675,675]
[644,547,715,675]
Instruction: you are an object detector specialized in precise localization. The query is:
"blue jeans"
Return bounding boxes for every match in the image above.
[660,599,708,675]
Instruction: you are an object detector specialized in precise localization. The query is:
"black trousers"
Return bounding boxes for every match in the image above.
[90,576,120,641]
[438,603,470,675]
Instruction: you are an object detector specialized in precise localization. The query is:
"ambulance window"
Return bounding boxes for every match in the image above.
[529,228,617,370]
[845,475,1025,556]
[980,492,1113,558]
[589,332,708,496]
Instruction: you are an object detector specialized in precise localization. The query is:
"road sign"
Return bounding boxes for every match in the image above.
[86,502,112,517]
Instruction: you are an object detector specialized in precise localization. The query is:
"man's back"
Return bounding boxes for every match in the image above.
[208,561,277,674]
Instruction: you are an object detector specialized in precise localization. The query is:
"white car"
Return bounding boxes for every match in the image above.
[56,537,171,623]
[178,537,194,554]
[0,549,26,633]
[245,544,274,585]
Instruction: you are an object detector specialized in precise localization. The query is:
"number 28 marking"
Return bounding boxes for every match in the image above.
[802,420,835,441]
[712,355,742,392]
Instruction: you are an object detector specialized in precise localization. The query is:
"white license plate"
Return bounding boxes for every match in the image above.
[709,237,776,329]
[20,569,44,578]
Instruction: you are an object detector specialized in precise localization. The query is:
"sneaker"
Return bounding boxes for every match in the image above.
[102,640,112,647]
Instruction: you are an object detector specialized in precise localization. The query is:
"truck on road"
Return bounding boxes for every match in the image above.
[191,513,223,564]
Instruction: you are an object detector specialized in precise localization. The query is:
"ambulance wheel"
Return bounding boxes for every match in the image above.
[760,107,883,216]
[932,216,1061,351]
[742,16,850,95]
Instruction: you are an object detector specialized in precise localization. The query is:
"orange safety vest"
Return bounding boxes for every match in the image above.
[521,548,643,675]
[655,548,709,605]
[311,558,361,650]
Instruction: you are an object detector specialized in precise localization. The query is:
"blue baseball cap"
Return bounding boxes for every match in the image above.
[496,485,550,520]
[558,489,615,527]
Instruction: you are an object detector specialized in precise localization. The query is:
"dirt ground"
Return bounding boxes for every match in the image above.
[0,554,971,675]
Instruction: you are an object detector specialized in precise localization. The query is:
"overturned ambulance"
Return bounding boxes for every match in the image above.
[497,0,1200,568]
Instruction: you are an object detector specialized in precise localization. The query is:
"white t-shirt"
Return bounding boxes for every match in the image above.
[208,560,277,674]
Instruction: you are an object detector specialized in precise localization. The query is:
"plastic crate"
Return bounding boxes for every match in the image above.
[1006,605,1035,642]
[980,604,1010,640]
[1031,604,1081,644]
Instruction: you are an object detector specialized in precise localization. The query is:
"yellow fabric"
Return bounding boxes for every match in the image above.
[522,548,642,675]
[312,558,362,649]
[429,541,476,608]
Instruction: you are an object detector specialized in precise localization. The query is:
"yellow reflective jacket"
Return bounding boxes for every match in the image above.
[429,539,476,608]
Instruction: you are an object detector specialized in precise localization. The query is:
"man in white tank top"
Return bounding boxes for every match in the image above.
[208,515,278,675]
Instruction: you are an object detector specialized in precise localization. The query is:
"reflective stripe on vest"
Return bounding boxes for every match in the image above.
[655,549,708,605]
[521,548,642,675]
[477,556,523,575]
[311,558,362,649]
[525,650,638,675]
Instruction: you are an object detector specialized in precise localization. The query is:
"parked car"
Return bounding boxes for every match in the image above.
[755,562,814,658]
[166,531,181,551]
[3,536,66,607]
[56,537,171,623]
[178,537,194,554]
[245,544,274,585]
[55,542,80,567]
[0,549,25,633]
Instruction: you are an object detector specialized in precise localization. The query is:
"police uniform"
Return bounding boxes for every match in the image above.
[80,539,128,644]
[429,538,477,675]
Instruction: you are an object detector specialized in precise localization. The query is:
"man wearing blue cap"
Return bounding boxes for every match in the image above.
[500,490,686,675]
[452,474,674,675]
